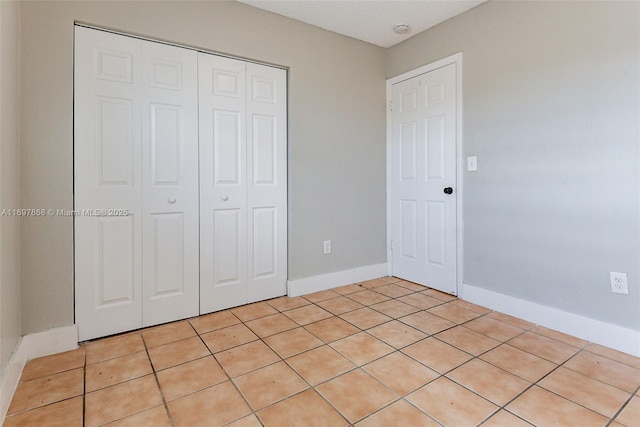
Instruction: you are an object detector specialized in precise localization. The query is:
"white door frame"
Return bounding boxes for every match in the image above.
[386,52,463,295]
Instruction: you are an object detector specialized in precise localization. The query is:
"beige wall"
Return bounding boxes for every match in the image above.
[388,1,640,330]
[0,0,22,369]
[19,1,387,334]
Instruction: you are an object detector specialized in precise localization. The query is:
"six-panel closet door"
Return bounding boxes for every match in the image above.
[75,27,199,340]
[199,55,287,314]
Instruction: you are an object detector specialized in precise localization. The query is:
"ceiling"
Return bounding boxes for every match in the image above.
[236,0,486,48]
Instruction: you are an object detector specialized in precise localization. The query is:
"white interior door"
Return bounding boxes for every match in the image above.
[199,55,249,312]
[140,39,199,327]
[75,27,143,340]
[199,55,287,313]
[390,63,458,294]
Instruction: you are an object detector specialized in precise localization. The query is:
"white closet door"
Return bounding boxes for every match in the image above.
[246,63,287,302]
[75,27,143,340]
[199,54,249,313]
[140,40,199,327]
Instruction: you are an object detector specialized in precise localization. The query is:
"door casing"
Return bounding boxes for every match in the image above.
[386,53,463,295]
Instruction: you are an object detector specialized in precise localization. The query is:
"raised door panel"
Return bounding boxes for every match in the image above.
[74,26,143,341]
[141,40,199,327]
[199,54,248,313]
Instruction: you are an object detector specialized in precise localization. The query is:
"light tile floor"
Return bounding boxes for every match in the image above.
[4,276,640,426]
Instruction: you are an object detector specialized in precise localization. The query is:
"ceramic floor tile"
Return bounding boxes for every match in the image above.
[330,332,394,365]
[449,299,492,315]
[531,325,589,348]
[398,311,456,335]
[3,396,83,427]
[263,327,324,359]
[367,320,427,349]
[615,395,640,427]
[359,277,398,288]
[585,343,640,370]
[231,301,278,322]
[200,323,259,353]
[258,389,348,427]
[396,293,443,310]
[507,386,608,426]
[427,303,482,324]
[168,381,251,427]
[215,340,281,378]
[316,295,364,315]
[20,347,85,381]
[283,304,333,325]
[148,336,210,371]
[266,296,311,312]
[394,280,428,292]
[189,310,240,335]
[564,350,640,393]
[369,299,420,318]
[304,316,360,342]
[508,331,580,364]
[480,344,556,382]
[373,284,414,298]
[8,368,84,414]
[486,312,534,330]
[446,358,530,406]
[303,289,340,303]
[346,290,390,305]
[333,283,366,295]
[84,375,163,427]
[286,345,356,386]
[156,355,228,401]
[141,320,196,348]
[103,405,171,427]
[356,399,439,427]
[363,352,439,395]
[339,307,392,330]
[435,326,500,356]
[317,369,398,423]
[407,377,498,426]
[538,366,630,418]
[226,414,263,427]
[481,410,533,427]
[402,337,472,374]
[464,316,525,342]
[234,361,308,410]
[85,351,152,392]
[419,289,457,302]
[245,313,298,337]
[85,332,145,365]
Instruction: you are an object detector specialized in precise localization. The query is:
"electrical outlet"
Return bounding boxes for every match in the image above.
[610,272,629,295]
[323,240,331,255]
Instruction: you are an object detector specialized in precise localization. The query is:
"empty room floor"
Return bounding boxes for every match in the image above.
[4,277,640,426]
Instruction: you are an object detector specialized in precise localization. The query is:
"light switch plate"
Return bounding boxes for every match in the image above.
[467,156,478,172]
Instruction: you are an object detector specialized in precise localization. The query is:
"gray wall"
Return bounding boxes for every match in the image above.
[19,1,387,334]
[0,0,22,369]
[388,1,640,330]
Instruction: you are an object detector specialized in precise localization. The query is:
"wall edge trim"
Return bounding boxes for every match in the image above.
[287,263,389,296]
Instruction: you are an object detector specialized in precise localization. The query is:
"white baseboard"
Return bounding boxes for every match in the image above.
[0,325,78,424]
[461,283,640,357]
[287,263,389,297]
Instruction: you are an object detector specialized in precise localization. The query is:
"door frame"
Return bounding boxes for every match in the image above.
[386,52,463,295]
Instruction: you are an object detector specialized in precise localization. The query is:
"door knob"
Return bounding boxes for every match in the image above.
[168,197,176,204]
[221,196,229,201]
[443,187,453,195]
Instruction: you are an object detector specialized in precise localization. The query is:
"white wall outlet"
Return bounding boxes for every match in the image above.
[467,156,478,172]
[323,240,331,255]
[610,272,629,295]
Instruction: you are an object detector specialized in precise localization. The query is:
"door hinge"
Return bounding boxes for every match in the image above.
[389,101,393,112]
[389,240,394,251]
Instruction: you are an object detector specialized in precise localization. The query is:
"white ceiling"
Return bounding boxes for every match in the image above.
[236,0,486,48]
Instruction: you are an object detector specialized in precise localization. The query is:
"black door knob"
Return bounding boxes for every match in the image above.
[443,187,453,194]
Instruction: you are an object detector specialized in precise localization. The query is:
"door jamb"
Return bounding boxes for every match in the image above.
[385,52,463,295]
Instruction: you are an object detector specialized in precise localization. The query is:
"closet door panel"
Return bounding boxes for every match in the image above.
[74,27,143,341]
[199,54,248,313]
[246,63,287,302]
[141,40,199,327]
